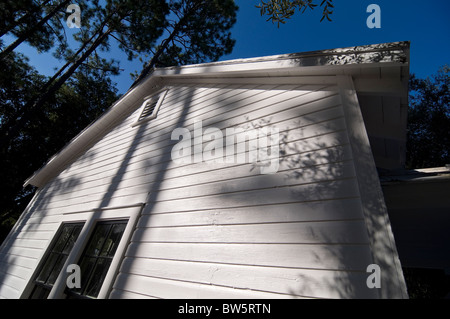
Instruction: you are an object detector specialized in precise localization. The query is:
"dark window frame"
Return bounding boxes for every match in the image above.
[29,222,85,299]
[64,220,128,299]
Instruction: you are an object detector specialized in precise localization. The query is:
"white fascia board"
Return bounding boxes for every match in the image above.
[153,41,409,79]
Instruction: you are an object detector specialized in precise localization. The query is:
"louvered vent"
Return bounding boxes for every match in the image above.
[133,89,168,127]
[138,98,159,121]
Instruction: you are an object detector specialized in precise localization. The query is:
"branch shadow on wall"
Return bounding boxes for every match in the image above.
[235,114,379,299]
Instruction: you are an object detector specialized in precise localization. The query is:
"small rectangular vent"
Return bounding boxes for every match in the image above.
[133,89,168,127]
[138,99,159,121]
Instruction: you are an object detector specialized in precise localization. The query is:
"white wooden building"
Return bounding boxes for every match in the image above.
[0,41,410,299]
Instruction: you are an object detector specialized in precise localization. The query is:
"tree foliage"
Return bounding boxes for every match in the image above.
[0,0,238,243]
[0,0,238,150]
[257,0,334,27]
[0,51,119,243]
[0,0,69,59]
[131,0,237,85]
[406,65,450,169]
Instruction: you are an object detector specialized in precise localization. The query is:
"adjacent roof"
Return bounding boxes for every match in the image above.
[24,41,410,188]
[380,166,450,184]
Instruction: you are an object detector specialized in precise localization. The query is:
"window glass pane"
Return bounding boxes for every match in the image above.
[71,256,97,296]
[101,223,126,257]
[46,254,68,286]
[84,224,111,256]
[53,225,74,252]
[29,285,50,299]
[62,225,83,254]
[85,258,112,298]
[36,252,59,283]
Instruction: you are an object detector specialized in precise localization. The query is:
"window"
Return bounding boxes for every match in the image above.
[23,204,142,299]
[65,220,127,299]
[132,89,168,127]
[29,223,84,299]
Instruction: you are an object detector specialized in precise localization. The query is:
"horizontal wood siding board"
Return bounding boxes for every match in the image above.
[147,178,360,214]
[0,246,42,260]
[112,272,298,299]
[13,230,54,241]
[137,198,364,228]
[2,238,48,250]
[0,273,26,294]
[0,260,33,282]
[109,289,160,299]
[104,84,319,145]
[125,242,372,271]
[60,84,228,151]
[57,102,343,182]
[149,163,356,203]
[132,220,369,245]
[0,282,21,299]
[0,253,36,271]
[118,257,377,299]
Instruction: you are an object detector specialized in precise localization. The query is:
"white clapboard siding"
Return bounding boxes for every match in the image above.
[33,109,348,208]
[35,118,349,207]
[0,259,32,298]
[117,257,378,299]
[109,289,160,299]
[112,273,293,299]
[1,82,377,299]
[0,246,42,260]
[31,86,345,215]
[54,84,297,174]
[0,258,33,280]
[147,178,360,214]
[71,85,335,175]
[112,83,375,298]
[36,137,350,204]
[50,85,338,183]
[133,220,370,244]
[36,149,355,211]
[138,198,363,227]
[45,101,346,194]
[126,242,373,272]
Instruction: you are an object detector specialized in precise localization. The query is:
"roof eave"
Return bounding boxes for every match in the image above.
[153,41,410,78]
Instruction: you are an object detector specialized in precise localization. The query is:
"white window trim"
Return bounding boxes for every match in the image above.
[131,88,169,127]
[23,203,144,299]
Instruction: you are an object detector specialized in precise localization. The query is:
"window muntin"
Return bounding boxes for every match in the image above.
[65,220,127,299]
[29,223,84,299]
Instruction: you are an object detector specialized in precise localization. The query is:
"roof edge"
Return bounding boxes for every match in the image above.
[153,41,410,77]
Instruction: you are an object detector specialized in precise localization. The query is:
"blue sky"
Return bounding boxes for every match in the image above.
[224,0,450,77]
[10,0,450,94]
